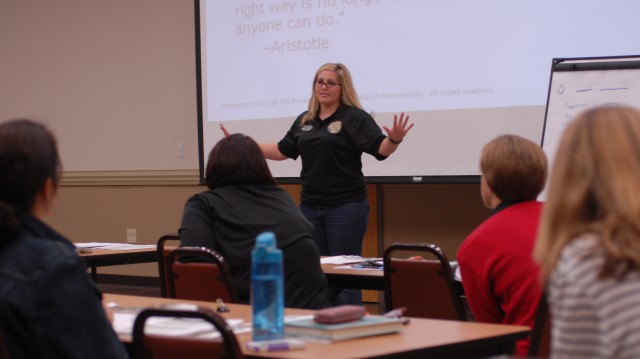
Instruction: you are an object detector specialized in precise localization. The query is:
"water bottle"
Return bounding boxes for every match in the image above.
[251,232,284,341]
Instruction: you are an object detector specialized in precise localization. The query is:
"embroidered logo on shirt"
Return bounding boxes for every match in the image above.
[301,124,313,131]
[327,121,342,134]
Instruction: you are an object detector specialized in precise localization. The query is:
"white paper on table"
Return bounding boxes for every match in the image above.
[321,255,369,265]
[333,265,382,271]
[74,242,155,250]
[74,242,111,248]
[113,312,247,340]
[450,261,462,282]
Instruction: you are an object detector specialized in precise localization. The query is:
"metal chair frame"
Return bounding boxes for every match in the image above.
[132,306,244,359]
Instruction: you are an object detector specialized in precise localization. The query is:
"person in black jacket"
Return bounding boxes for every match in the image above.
[0,119,127,359]
[179,133,330,309]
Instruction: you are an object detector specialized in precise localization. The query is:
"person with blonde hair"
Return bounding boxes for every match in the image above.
[458,134,547,356]
[534,105,640,358]
[222,63,413,305]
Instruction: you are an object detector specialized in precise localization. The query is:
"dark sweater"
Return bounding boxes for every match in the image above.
[179,184,330,309]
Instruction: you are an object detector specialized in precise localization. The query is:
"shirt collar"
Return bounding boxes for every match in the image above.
[490,199,526,217]
[314,104,348,123]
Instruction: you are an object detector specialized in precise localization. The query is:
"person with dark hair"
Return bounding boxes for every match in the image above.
[179,133,330,309]
[458,134,548,356]
[221,63,414,305]
[0,119,127,358]
[535,106,640,358]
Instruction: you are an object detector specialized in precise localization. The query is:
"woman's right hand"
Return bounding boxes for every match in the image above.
[220,123,230,137]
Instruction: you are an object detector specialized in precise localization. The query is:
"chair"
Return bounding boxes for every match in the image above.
[165,246,239,303]
[0,328,11,359]
[157,233,181,298]
[131,306,244,359]
[383,242,467,321]
[528,294,551,358]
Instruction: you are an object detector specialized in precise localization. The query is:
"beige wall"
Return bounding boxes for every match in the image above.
[45,183,490,278]
[46,184,203,277]
[0,0,198,172]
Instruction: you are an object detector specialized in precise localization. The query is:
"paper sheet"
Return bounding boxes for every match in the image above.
[113,312,248,340]
[74,242,155,250]
[321,256,370,265]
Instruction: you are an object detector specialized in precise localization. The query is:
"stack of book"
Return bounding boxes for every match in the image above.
[284,315,404,342]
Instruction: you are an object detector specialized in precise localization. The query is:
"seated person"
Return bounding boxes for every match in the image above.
[0,119,127,358]
[179,133,330,309]
[535,106,640,358]
[457,134,547,356]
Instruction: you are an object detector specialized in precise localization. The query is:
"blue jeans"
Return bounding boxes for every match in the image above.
[300,200,369,305]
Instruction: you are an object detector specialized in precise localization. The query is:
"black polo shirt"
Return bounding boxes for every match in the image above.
[278,104,387,205]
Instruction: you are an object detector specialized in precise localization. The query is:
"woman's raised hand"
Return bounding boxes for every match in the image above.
[382,112,414,143]
[220,123,230,137]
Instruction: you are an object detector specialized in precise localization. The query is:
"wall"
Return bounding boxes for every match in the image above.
[47,184,202,276]
[45,183,490,278]
[0,0,199,172]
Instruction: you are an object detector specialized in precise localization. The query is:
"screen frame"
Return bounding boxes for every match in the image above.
[194,1,639,186]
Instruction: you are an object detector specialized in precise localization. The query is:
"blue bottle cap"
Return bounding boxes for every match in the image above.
[255,232,276,249]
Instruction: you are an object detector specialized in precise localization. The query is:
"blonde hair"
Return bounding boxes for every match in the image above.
[480,134,547,202]
[534,106,640,283]
[301,63,364,125]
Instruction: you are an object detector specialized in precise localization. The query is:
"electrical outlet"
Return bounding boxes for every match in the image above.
[126,228,137,243]
[177,143,184,157]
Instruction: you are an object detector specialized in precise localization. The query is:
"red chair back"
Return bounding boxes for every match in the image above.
[383,242,467,321]
[166,246,238,303]
[0,328,11,359]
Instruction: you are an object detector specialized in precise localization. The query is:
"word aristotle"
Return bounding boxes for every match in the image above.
[266,37,329,53]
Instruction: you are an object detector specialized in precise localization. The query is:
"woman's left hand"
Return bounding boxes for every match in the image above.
[383,112,414,144]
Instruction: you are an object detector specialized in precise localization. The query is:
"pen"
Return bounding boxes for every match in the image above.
[245,339,306,352]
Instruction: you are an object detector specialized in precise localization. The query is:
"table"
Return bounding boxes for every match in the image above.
[82,252,457,295]
[322,261,465,296]
[81,247,157,281]
[321,263,384,291]
[80,248,383,289]
[105,293,529,359]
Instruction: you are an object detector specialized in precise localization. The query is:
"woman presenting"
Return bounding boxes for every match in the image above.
[222,63,413,304]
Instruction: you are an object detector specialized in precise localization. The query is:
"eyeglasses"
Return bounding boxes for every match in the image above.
[315,79,340,88]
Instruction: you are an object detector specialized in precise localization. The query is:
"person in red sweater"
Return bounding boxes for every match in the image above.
[458,134,547,356]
